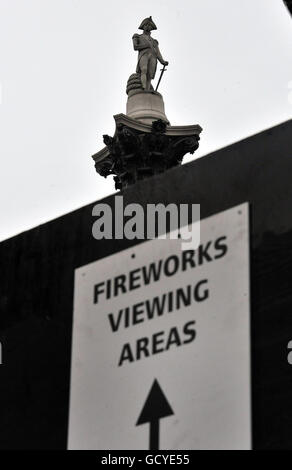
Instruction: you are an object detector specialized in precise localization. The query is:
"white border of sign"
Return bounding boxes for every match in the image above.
[68,203,251,450]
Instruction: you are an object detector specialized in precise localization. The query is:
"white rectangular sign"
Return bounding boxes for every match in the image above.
[68,203,251,450]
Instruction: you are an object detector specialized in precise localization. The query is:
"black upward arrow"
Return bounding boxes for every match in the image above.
[136,379,174,450]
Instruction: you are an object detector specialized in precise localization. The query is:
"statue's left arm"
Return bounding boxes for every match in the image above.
[155,41,168,66]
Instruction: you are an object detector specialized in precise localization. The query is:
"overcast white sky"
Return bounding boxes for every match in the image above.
[0,0,291,241]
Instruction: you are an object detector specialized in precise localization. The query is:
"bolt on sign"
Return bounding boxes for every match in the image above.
[68,203,251,450]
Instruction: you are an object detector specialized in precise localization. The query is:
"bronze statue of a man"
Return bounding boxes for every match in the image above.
[132,17,168,91]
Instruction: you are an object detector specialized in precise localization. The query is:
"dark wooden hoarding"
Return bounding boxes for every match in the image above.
[0,119,292,449]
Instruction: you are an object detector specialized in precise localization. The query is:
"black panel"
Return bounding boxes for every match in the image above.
[0,120,292,449]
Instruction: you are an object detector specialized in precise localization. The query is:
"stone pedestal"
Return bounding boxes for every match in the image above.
[92,114,202,190]
[126,90,169,125]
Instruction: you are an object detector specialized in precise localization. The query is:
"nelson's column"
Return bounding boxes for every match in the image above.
[92,17,202,190]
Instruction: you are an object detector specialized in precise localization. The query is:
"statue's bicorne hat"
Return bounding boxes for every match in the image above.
[138,16,157,31]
